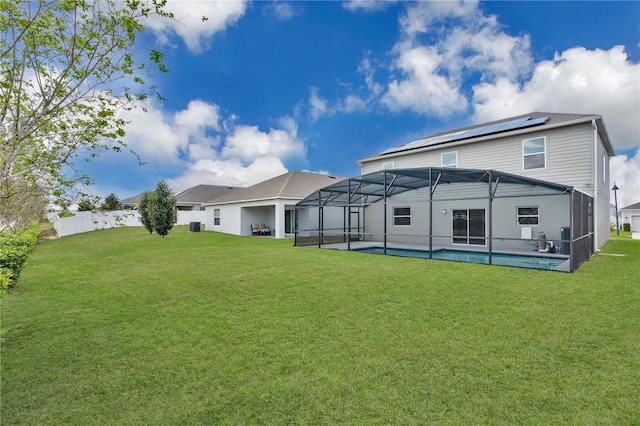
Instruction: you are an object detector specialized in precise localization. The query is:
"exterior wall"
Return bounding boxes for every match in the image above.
[361,185,571,252]
[205,198,300,238]
[622,209,640,225]
[362,123,595,192]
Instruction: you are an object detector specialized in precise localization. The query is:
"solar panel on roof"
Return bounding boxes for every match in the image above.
[381,116,549,155]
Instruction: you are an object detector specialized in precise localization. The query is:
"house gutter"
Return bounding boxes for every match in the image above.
[203,196,302,207]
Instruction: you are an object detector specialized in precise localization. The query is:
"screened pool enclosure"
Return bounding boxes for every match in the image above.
[295,168,594,272]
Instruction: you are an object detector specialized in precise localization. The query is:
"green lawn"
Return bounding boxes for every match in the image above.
[2,227,639,424]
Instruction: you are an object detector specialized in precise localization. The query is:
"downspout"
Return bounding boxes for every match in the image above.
[317,191,322,248]
[488,171,493,265]
[347,180,351,251]
[383,171,387,254]
[569,189,574,272]
[429,168,433,259]
[592,119,599,251]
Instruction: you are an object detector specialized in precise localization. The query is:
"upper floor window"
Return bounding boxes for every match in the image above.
[381,161,395,170]
[393,207,411,226]
[441,151,458,168]
[522,137,546,170]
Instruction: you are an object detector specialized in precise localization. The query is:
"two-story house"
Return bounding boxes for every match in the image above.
[295,112,615,272]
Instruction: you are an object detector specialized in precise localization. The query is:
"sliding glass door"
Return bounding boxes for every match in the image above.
[452,209,486,245]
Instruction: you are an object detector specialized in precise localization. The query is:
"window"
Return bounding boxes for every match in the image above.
[213,208,220,226]
[517,207,539,225]
[441,151,458,168]
[393,207,411,226]
[452,209,485,245]
[382,161,395,170]
[523,137,546,170]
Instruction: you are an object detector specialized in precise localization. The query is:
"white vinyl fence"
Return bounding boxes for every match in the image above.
[48,210,208,237]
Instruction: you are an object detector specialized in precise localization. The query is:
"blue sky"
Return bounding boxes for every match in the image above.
[81,1,640,208]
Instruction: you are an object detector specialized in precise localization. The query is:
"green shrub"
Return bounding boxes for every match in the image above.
[623,223,631,232]
[0,268,12,294]
[0,223,40,292]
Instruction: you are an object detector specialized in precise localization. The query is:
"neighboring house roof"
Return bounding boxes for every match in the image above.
[206,171,344,205]
[359,111,615,162]
[121,193,143,205]
[176,184,239,205]
[621,202,640,210]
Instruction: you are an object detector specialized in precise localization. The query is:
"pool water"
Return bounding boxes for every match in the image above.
[353,247,567,271]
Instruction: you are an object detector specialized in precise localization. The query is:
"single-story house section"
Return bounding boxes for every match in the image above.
[203,171,343,239]
[121,193,143,210]
[295,167,593,272]
[620,201,640,235]
[176,184,240,211]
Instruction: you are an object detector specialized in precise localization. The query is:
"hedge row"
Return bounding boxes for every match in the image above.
[0,223,40,293]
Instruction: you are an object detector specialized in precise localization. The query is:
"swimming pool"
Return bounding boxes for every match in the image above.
[353,247,568,271]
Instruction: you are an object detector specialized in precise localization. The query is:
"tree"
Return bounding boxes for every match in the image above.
[77,199,94,212]
[101,193,121,211]
[0,180,46,233]
[151,181,176,237]
[137,191,154,235]
[137,181,176,237]
[0,0,176,232]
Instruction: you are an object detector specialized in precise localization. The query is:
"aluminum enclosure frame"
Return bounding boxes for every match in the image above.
[295,167,594,272]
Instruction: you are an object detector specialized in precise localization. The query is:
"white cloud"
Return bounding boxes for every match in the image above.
[382,1,531,116]
[221,119,306,162]
[144,1,248,53]
[174,99,220,131]
[358,57,383,97]
[268,1,297,20]
[120,101,186,162]
[167,156,288,191]
[383,45,469,115]
[121,99,221,162]
[308,87,329,121]
[340,95,368,113]
[610,149,640,210]
[116,100,306,193]
[343,0,397,13]
[472,46,640,152]
[399,0,478,36]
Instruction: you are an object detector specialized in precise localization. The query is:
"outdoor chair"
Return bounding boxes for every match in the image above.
[258,223,272,235]
[250,224,261,235]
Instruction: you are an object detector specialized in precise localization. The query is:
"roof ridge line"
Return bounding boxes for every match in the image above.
[277,171,296,197]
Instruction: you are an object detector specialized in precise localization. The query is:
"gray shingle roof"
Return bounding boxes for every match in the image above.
[206,171,344,204]
[176,184,240,204]
[621,202,640,210]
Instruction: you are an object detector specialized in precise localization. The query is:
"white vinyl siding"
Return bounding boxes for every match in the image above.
[361,123,594,194]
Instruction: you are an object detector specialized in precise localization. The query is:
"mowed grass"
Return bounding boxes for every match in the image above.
[1,227,639,425]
